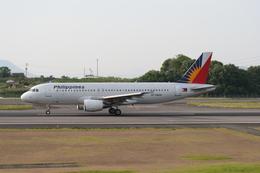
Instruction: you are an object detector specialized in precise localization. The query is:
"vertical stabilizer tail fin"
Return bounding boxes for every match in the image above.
[176,52,213,84]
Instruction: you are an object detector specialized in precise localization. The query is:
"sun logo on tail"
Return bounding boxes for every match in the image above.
[176,52,212,84]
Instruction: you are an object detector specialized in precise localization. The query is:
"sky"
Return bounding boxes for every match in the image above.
[1,0,260,78]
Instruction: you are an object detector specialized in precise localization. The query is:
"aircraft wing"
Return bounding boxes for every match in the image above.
[102,92,149,100]
[91,91,150,104]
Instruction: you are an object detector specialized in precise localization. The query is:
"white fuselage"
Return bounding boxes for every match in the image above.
[21,82,215,105]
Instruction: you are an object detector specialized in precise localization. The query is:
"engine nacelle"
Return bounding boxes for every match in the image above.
[83,100,103,112]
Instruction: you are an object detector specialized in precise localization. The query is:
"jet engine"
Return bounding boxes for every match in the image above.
[81,99,103,112]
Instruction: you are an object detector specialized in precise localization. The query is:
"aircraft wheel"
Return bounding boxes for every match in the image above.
[46,110,51,115]
[109,108,115,114]
[115,109,121,116]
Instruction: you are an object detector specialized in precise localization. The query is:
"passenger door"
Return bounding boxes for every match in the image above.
[45,85,52,97]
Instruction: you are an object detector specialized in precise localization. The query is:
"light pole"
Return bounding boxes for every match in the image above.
[97,59,98,77]
[25,63,28,77]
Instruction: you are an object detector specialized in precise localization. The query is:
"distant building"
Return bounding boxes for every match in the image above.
[6,79,20,85]
[10,73,25,77]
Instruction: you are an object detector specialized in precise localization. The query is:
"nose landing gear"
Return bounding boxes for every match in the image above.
[46,104,51,115]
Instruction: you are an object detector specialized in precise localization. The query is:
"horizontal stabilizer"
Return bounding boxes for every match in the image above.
[191,85,217,90]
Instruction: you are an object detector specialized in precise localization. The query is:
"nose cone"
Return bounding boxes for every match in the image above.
[21,92,27,101]
[21,92,32,103]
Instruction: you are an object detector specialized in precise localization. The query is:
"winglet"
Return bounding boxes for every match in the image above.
[176,52,213,84]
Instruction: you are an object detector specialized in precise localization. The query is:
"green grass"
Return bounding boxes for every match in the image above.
[167,164,260,173]
[0,104,33,110]
[250,127,260,130]
[181,154,231,161]
[1,128,260,173]
[185,97,231,100]
[0,97,21,100]
[187,101,260,108]
[82,137,104,142]
[66,171,135,173]
[62,164,260,173]
[0,127,210,132]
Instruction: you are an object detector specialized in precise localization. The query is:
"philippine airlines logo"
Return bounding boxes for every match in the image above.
[177,52,212,84]
[54,85,85,90]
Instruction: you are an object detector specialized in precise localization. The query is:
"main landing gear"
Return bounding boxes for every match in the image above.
[108,107,121,116]
[46,104,51,115]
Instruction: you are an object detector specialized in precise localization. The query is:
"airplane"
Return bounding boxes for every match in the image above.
[21,52,216,115]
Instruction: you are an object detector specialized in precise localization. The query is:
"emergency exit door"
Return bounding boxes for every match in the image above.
[175,85,181,96]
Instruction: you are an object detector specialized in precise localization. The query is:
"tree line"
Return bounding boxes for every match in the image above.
[136,54,260,96]
[1,54,260,96]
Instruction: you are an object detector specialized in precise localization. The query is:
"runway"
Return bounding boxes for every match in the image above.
[0,99,260,135]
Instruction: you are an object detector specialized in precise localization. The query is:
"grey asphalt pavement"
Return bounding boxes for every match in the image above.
[0,99,260,135]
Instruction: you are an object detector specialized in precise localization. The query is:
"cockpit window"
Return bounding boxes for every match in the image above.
[30,88,39,92]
